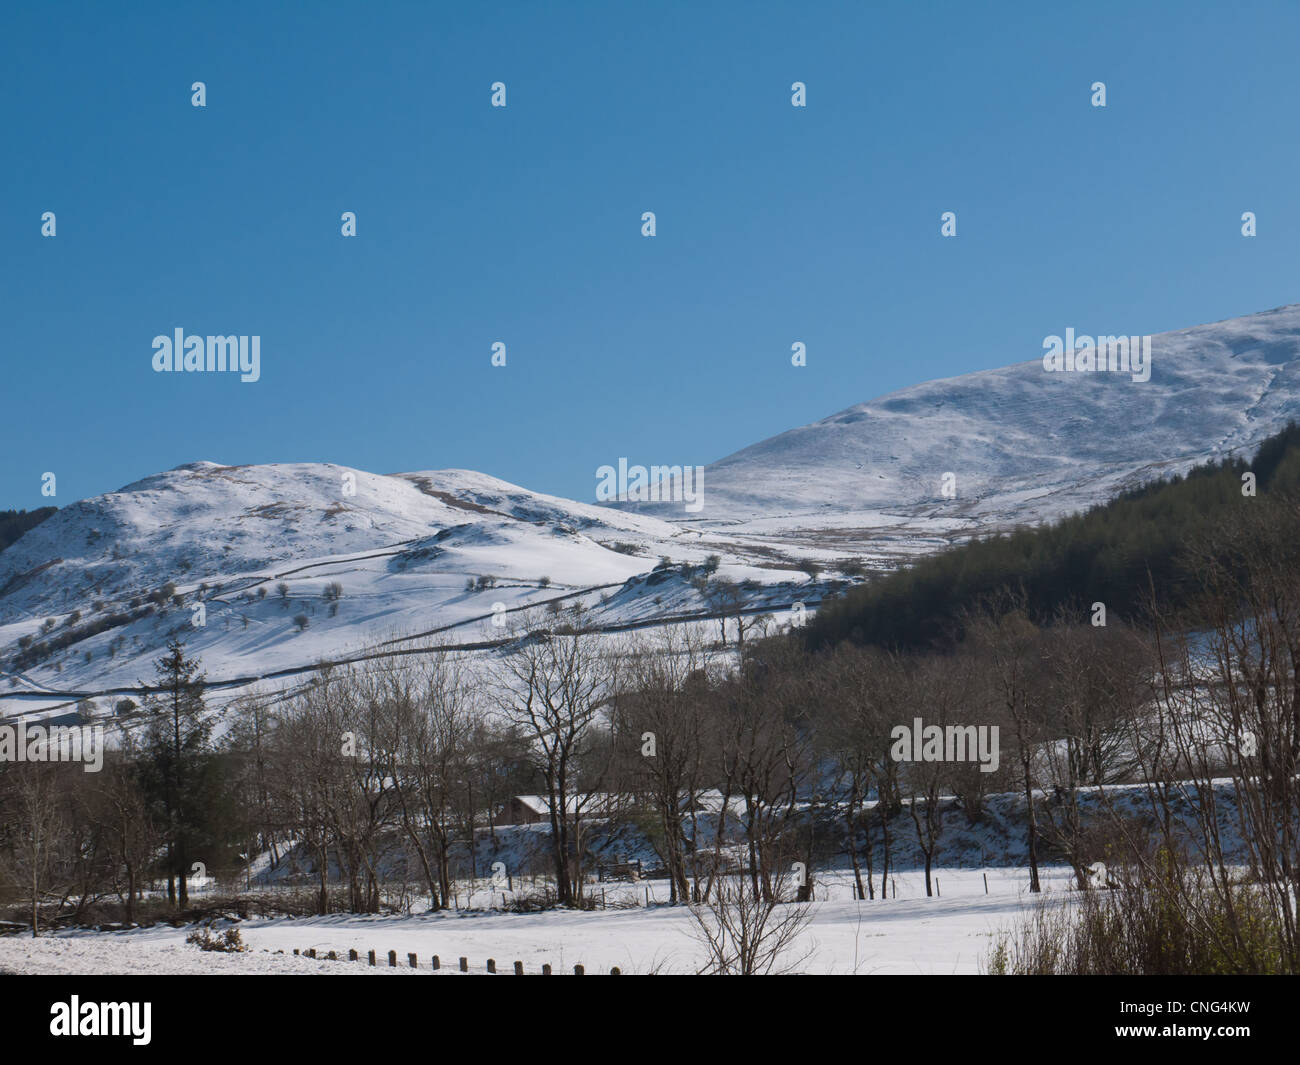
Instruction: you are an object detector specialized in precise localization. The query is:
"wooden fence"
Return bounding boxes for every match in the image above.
[292,946,620,975]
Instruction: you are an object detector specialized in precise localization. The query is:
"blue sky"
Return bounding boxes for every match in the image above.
[4,0,1299,511]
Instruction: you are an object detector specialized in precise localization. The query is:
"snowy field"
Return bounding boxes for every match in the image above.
[0,866,1077,975]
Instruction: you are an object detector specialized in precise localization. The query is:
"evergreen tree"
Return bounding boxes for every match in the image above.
[137,640,211,907]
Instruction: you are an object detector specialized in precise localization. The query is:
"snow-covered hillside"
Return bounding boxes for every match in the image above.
[6,303,1300,719]
[657,303,1300,534]
[0,463,832,719]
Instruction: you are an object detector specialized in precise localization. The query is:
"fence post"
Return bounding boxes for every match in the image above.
[935,878,940,897]
[307,948,316,959]
[293,948,300,956]
[514,961,524,975]
[610,966,621,975]
[368,949,376,966]
[574,964,585,976]
[459,956,468,972]
[349,949,358,961]
[983,873,989,895]
[408,952,418,968]
[542,963,552,975]
[327,950,337,961]
[431,954,440,970]
[388,950,397,968]
[487,958,496,973]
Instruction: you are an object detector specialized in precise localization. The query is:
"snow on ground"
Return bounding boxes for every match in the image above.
[0,867,1076,976]
[0,935,441,975]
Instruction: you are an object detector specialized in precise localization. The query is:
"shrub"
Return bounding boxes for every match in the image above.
[986,849,1292,975]
[186,924,247,953]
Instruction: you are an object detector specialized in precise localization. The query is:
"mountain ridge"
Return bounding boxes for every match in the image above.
[676,301,1300,525]
[6,302,1300,718]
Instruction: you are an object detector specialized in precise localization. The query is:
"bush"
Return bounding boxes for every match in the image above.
[986,849,1292,975]
[149,582,177,606]
[293,614,309,632]
[186,924,247,953]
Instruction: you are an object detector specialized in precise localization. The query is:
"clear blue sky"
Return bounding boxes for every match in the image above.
[4,0,1299,511]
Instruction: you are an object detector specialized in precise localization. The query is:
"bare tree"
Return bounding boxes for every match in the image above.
[813,644,898,900]
[94,749,159,924]
[610,628,717,903]
[967,604,1048,893]
[2,764,70,935]
[382,653,473,910]
[903,656,970,897]
[714,641,813,903]
[492,607,617,906]
[687,868,816,974]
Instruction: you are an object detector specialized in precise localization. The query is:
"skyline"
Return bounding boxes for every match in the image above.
[5,0,1300,511]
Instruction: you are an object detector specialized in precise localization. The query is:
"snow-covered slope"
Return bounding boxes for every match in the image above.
[0,462,828,716]
[0,460,681,622]
[669,303,1300,528]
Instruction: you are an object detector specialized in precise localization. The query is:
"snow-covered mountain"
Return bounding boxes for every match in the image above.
[6,303,1300,719]
[0,461,675,622]
[672,303,1300,531]
[0,462,827,719]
